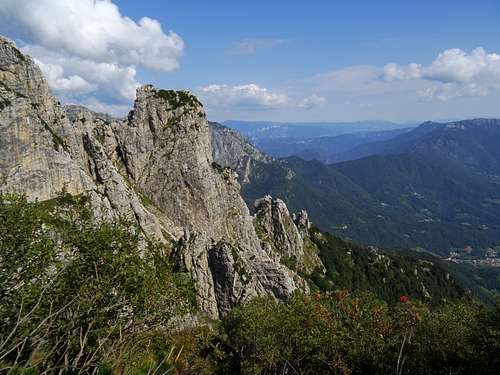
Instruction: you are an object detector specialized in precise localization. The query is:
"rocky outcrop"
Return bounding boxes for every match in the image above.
[254,196,324,275]
[294,210,312,237]
[113,87,258,243]
[0,36,174,243]
[209,121,272,183]
[0,36,305,318]
[0,36,94,201]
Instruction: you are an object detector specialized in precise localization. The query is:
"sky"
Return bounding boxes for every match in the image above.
[1,0,500,123]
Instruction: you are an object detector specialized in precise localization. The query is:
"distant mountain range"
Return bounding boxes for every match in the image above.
[223,120,413,140]
[210,118,500,301]
[223,120,417,164]
[212,119,500,257]
[252,128,413,163]
[338,119,500,177]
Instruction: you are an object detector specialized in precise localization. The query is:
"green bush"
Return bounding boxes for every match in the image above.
[216,292,499,375]
[0,194,193,372]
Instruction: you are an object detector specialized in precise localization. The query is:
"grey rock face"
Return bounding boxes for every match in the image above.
[255,196,305,260]
[209,122,270,165]
[294,210,312,237]
[254,196,324,275]
[207,242,257,316]
[114,86,258,243]
[105,86,304,316]
[0,36,176,242]
[0,37,306,318]
[209,121,271,183]
[208,121,299,188]
[0,37,94,201]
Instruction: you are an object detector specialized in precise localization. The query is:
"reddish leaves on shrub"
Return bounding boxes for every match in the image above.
[399,295,409,303]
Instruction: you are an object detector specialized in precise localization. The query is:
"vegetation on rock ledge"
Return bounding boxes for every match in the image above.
[155,89,202,110]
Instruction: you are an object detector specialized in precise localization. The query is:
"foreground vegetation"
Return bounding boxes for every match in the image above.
[1,195,499,373]
[216,293,500,375]
[0,194,195,372]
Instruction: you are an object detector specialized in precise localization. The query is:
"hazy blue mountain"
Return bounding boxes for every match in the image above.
[254,128,412,162]
[336,119,500,175]
[223,120,413,141]
[216,119,500,257]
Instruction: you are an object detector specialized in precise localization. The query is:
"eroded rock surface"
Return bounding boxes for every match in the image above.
[0,36,307,318]
[254,196,324,275]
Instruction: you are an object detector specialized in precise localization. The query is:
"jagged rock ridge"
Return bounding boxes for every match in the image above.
[254,196,324,275]
[0,36,323,317]
[209,121,273,183]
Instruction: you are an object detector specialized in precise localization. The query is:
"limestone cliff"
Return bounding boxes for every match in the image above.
[0,36,93,200]
[254,196,324,275]
[0,36,306,318]
[209,121,272,183]
[208,122,325,275]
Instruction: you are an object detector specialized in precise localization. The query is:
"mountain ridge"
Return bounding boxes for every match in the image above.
[223,119,412,142]
[208,120,500,300]
[0,36,314,318]
[0,35,468,314]
[209,119,500,258]
[337,118,500,171]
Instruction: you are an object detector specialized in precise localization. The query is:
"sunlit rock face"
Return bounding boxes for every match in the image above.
[0,36,306,318]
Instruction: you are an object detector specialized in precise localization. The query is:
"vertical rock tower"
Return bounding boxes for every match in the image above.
[0,36,308,318]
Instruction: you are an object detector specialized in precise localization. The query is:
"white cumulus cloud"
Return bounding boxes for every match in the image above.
[33,58,96,94]
[198,84,288,110]
[418,83,488,102]
[25,45,139,102]
[423,48,500,83]
[0,0,184,71]
[0,0,184,115]
[76,97,133,118]
[383,63,422,81]
[383,47,500,101]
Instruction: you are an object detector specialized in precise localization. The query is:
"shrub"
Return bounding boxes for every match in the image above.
[0,194,193,372]
[216,292,499,375]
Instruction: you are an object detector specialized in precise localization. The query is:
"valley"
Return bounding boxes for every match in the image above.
[212,119,500,300]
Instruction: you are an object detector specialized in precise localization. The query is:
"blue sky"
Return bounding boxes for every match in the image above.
[1,0,500,122]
